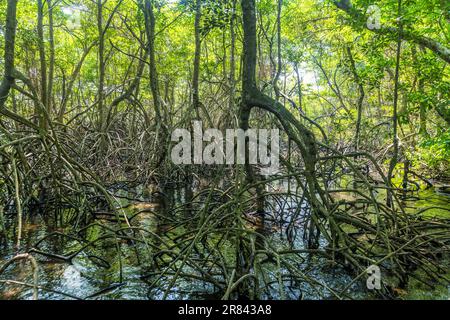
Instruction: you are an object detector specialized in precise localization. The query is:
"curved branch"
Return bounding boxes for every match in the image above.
[333,0,450,64]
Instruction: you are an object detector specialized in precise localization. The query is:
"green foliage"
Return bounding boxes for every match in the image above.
[418,129,450,172]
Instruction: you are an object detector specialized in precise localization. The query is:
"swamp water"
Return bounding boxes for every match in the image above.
[0,184,449,300]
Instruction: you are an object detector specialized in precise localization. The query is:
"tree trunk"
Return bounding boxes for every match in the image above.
[229,0,236,112]
[47,0,55,116]
[0,0,18,109]
[97,0,106,132]
[346,46,365,152]
[192,0,202,121]
[273,0,282,99]
[37,0,48,129]
[236,0,333,296]
[387,0,403,209]
[143,0,162,124]
[294,62,304,115]
[142,0,168,169]
[418,77,428,136]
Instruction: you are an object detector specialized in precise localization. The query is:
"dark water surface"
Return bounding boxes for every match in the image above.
[0,185,449,300]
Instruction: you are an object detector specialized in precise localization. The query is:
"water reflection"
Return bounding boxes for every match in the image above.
[0,184,449,300]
